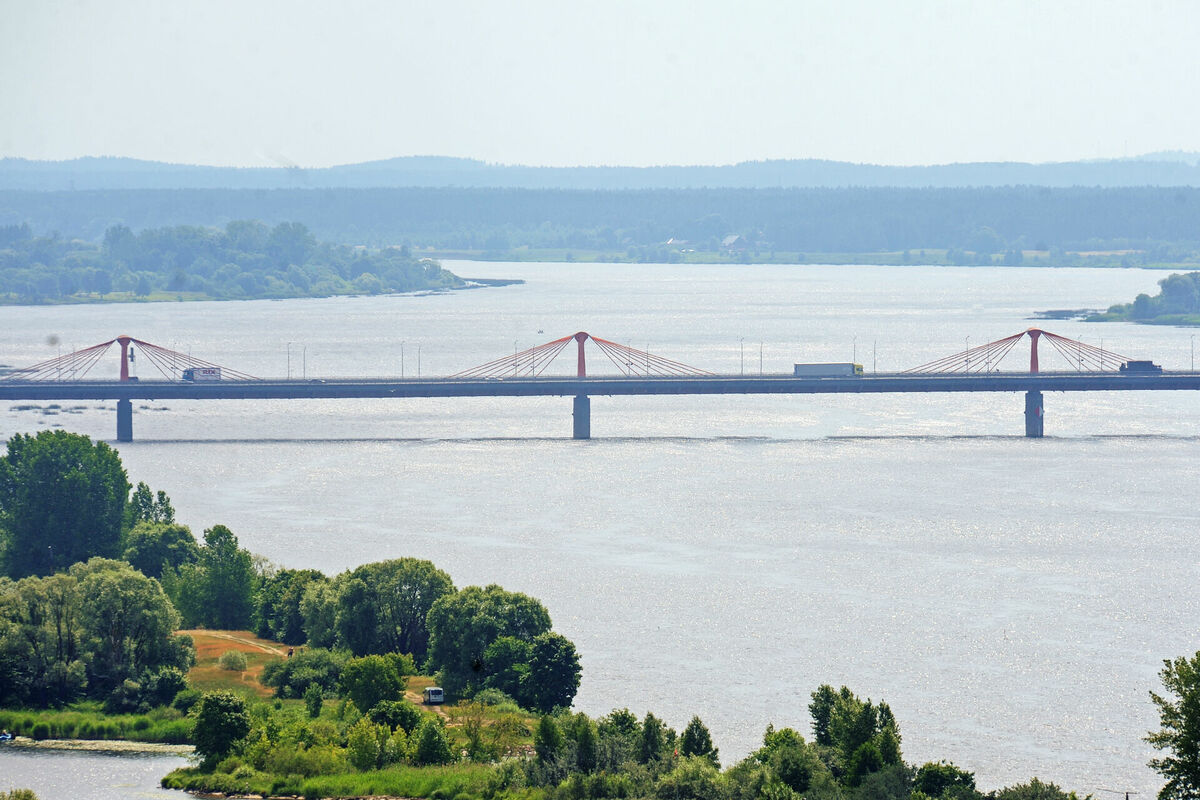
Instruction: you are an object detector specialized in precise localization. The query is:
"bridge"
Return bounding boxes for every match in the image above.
[3,331,1199,441]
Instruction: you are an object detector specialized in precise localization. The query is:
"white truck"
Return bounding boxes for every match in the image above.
[181,367,221,381]
[793,363,864,377]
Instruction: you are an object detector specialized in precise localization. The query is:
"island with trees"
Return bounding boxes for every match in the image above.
[1090,271,1200,325]
[1,429,1197,799]
[0,220,466,304]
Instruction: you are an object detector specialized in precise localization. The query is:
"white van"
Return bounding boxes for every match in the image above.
[422,687,445,705]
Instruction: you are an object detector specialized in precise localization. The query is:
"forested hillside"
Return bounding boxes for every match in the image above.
[3,187,1200,263]
[4,154,1200,190]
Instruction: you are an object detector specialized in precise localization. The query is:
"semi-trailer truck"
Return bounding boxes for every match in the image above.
[181,367,221,381]
[793,363,864,377]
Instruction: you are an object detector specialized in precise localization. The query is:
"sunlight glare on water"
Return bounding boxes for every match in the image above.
[1,263,1197,795]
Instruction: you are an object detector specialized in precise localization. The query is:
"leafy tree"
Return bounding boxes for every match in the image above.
[253,568,324,644]
[809,684,837,746]
[304,682,323,718]
[259,647,347,698]
[914,761,977,798]
[193,691,251,768]
[575,716,599,773]
[994,778,1088,800]
[482,635,532,701]
[299,578,338,648]
[425,584,552,697]
[125,481,175,527]
[347,715,391,771]
[333,558,454,659]
[0,431,129,578]
[412,717,454,766]
[680,715,719,767]
[1148,651,1200,800]
[369,698,423,734]
[339,653,407,713]
[639,712,668,764]
[71,558,190,696]
[526,631,582,713]
[534,714,565,764]
[122,522,199,579]
[162,525,255,629]
[652,756,729,800]
[0,559,191,707]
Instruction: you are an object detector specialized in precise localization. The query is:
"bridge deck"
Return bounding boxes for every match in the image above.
[3,372,1200,400]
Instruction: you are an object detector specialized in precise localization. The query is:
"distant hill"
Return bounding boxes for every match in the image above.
[4,154,1200,191]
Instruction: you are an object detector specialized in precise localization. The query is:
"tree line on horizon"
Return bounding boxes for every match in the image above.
[2,187,1200,267]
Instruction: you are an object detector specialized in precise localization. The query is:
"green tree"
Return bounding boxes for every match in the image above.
[163,525,254,629]
[254,568,324,644]
[125,481,175,527]
[0,559,191,707]
[340,653,406,713]
[575,716,599,773]
[193,691,251,768]
[995,778,1088,800]
[914,761,976,798]
[0,431,130,578]
[304,682,323,718]
[369,698,423,734]
[680,715,719,767]
[1148,651,1200,800]
[347,715,390,771]
[809,684,837,746]
[71,558,190,696]
[639,712,667,764]
[122,522,199,579]
[425,584,552,697]
[333,558,454,659]
[299,578,338,648]
[412,717,454,765]
[534,714,565,764]
[482,635,532,702]
[526,631,581,713]
[653,756,729,800]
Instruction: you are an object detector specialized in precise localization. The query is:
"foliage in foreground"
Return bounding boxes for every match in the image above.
[161,682,1095,800]
[1148,650,1200,800]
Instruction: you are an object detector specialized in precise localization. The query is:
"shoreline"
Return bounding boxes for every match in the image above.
[1,735,193,755]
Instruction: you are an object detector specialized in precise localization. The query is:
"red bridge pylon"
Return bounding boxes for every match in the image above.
[903,328,1130,374]
[451,332,714,378]
[0,336,259,382]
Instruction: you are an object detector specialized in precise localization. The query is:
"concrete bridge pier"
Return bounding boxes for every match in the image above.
[116,399,133,442]
[1024,390,1044,438]
[573,394,590,440]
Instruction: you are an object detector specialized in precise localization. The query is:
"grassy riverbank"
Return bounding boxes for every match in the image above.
[0,705,192,743]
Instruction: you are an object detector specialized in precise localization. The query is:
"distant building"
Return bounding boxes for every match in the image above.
[721,234,748,250]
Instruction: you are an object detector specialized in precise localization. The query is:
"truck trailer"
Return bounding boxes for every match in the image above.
[181,367,222,381]
[793,363,864,377]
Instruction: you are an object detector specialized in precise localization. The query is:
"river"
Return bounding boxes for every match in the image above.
[1,262,1197,797]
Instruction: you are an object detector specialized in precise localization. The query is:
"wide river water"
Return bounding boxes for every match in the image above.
[1,262,1198,797]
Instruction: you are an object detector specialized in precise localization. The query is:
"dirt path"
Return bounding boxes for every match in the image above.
[184,629,287,657]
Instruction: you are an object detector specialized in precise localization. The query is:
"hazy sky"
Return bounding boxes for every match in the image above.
[3,0,1199,168]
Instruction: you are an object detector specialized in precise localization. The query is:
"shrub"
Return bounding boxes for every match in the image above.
[219,650,248,671]
[369,699,423,734]
[30,722,51,740]
[193,691,252,768]
[412,717,454,766]
[304,683,323,718]
[260,648,347,698]
[173,688,202,713]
